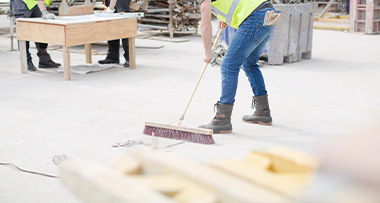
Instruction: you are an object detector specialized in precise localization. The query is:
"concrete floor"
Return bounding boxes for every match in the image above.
[0,26,379,202]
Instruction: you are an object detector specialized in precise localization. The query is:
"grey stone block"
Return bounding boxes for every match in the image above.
[262,2,317,65]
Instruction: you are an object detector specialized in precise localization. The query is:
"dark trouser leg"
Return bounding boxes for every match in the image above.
[99,40,120,64]
[36,42,61,68]
[25,41,36,71]
[122,38,129,67]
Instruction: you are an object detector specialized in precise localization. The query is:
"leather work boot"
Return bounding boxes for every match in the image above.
[242,94,272,125]
[122,38,129,68]
[99,40,120,64]
[27,57,36,71]
[199,101,234,134]
[25,41,36,71]
[123,61,129,67]
[37,47,61,68]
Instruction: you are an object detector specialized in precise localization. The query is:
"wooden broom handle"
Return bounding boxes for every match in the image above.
[178,28,224,125]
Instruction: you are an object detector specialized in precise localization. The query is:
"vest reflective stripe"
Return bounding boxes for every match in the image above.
[211,0,267,29]
[212,0,239,25]
[23,0,52,10]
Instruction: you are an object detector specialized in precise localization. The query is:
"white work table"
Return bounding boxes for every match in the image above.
[16,14,138,80]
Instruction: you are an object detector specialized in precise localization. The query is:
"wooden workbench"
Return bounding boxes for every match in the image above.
[16,14,137,80]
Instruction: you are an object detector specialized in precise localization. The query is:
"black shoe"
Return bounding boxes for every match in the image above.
[27,60,37,71]
[123,61,129,68]
[98,58,119,64]
[39,60,61,68]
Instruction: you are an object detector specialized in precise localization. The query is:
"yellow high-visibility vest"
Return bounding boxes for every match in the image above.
[210,0,267,29]
[23,0,52,10]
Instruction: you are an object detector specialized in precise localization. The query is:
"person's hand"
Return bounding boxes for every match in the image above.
[203,51,214,63]
[41,10,56,20]
[219,20,227,30]
[104,7,115,14]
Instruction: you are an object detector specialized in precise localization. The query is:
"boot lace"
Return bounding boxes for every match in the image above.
[213,102,221,118]
[214,102,220,113]
[251,97,256,109]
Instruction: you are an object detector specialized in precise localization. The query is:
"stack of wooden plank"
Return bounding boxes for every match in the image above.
[59,147,319,202]
[130,0,201,37]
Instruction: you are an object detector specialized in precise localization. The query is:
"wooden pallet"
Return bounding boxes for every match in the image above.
[59,147,318,202]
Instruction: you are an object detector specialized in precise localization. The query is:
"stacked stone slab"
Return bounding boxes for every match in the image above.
[262,2,318,65]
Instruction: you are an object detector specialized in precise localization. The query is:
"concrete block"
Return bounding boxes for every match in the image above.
[263,3,318,65]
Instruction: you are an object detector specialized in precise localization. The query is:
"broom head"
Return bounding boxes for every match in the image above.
[143,121,214,145]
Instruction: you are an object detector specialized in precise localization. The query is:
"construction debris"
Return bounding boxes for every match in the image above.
[52,154,69,166]
[130,0,201,37]
[112,139,149,148]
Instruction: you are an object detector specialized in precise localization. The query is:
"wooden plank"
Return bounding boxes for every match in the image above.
[65,18,137,46]
[132,175,182,197]
[63,46,71,80]
[366,0,374,33]
[256,147,319,173]
[59,160,174,203]
[144,121,213,135]
[85,44,92,63]
[129,37,136,68]
[316,0,336,18]
[16,21,65,45]
[132,174,218,202]
[107,154,142,175]
[242,152,271,170]
[210,159,307,199]
[133,150,288,203]
[19,40,27,74]
[60,6,94,16]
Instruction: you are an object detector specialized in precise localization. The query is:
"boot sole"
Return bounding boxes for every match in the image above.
[39,65,60,68]
[213,130,232,134]
[243,120,272,125]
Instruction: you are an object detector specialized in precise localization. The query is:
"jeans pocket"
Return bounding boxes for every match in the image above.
[253,24,273,42]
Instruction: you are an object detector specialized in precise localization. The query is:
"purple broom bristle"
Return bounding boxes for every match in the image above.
[143,125,215,145]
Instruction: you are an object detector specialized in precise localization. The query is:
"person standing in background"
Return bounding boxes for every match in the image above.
[98,0,131,68]
[13,0,61,71]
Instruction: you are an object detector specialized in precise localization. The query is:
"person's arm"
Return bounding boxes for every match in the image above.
[200,0,213,63]
[37,0,56,19]
[105,0,117,13]
[36,0,47,11]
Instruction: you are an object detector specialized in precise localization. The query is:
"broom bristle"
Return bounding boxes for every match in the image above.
[143,125,215,145]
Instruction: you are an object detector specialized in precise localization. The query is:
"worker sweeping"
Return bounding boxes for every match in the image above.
[198,0,280,133]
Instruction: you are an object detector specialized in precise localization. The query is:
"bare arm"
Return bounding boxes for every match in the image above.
[200,0,213,63]
[36,0,47,11]
[108,0,117,10]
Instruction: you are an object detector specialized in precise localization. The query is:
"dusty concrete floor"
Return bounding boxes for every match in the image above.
[0,26,379,202]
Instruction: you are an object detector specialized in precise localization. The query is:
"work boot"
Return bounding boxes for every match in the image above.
[27,57,36,71]
[98,40,120,64]
[24,41,36,71]
[199,101,233,134]
[242,94,272,125]
[123,61,129,67]
[37,45,61,68]
[122,38,129,68]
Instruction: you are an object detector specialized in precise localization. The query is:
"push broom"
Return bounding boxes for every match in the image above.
[143,28,225,145]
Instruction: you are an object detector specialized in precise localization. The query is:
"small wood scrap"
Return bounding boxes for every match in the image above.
[58,0,94,16]
[59,147,319,202]
[48,0,102,15]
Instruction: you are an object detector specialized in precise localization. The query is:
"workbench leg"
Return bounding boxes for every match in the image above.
[63,46,71,81]
[129,37,136,69]
[85,44,92,63]
[19,40,27,74]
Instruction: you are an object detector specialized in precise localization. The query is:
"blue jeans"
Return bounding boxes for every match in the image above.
[220,7,275,105]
